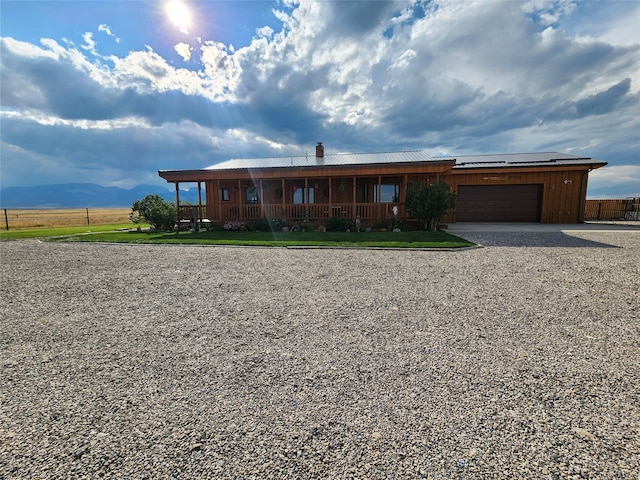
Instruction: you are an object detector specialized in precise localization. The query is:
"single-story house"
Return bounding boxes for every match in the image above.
[158,143,607,226]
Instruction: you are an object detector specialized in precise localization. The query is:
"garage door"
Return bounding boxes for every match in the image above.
[456,184,542,222]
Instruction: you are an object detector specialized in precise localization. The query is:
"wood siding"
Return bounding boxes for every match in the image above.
[161,162,598,225]
[449,168,589,223]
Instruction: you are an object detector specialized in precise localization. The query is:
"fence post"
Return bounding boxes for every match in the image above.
[597,202,601,220]
[86,208,90,225]
[4,209,8,230]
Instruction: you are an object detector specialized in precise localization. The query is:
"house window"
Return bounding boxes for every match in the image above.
[221,187,230,201]
[245,186,259,204]
[293,186,315,204]
[374,184,400,203]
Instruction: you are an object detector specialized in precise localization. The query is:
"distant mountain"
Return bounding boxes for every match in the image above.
[0,183,200,208]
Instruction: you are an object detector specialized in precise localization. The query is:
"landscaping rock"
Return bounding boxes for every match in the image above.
[1,231,638,478]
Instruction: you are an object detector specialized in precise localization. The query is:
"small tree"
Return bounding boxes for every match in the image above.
[405,181,456,231]
[130,194,177,231]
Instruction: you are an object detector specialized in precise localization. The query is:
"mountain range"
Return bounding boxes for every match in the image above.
[0,183,200,209]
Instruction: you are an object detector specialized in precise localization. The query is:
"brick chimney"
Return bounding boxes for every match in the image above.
[315,142,324,158]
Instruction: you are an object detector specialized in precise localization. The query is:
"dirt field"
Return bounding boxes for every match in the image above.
[1,208,131,230]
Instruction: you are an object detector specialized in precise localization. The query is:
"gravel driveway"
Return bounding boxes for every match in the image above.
[1,230,639,479]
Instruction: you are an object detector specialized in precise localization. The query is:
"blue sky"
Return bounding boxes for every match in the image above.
[1,0,638,198]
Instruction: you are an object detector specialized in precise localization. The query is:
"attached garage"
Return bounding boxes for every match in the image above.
[456,184,543,222]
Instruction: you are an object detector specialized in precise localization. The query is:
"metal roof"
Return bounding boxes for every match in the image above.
[205,149,442,170]
[450,152,604,169]
[199,150,605,172]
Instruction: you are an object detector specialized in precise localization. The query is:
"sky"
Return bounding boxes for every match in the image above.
[1,0,639,198]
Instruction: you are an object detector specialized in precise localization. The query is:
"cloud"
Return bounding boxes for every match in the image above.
[588,165,640,198]
[81,32,96,53]
[98,24,120,43]
[174,42,192,61]
[0,0,638,196]
[576,78,632,116]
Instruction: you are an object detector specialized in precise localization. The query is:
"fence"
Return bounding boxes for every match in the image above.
[2,208,131,230]
[584,199,640,221]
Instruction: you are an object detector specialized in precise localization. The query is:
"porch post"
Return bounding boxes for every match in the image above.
[281,178,286,223]
[237,180,242,220]
[352,177,357,217]
[197,182,202,223]
[216,179,221,221]
[328,177,332,217]
[175,182,181,222]
[259,179,264,219]
[404,174,408,217]
[378,175,382,220]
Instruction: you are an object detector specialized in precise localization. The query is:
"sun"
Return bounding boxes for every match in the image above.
[165,1,192,34]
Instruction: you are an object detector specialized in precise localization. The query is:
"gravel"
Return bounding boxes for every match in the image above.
[1,231,639,479]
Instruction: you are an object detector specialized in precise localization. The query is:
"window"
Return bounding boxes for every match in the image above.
[374,184,400,203]
[245,186,259,204]
[293,186,315,204]
[221,187,230,201]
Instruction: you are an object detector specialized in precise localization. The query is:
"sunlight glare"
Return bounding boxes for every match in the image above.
[165,1,192,34]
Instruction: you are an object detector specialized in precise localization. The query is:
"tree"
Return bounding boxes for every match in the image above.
[130,194,177,231]
[405,181,456,231]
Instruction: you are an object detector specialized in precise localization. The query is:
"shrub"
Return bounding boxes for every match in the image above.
[405,181,456,230]
[246,217,283,231]
[224,220,247,231]
[266,217,284,231]
[131,194,177,231]
[326,216,349,232]
[246,218,269,231]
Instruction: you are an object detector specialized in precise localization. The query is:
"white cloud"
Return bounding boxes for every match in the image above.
[174,42,192,61]
[98,24,120,43]
[1,0,638,197]
[81,32,96,53]
[588,165,640,198]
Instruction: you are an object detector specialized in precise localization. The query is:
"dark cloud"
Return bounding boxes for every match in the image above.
[576,78,632,116]
[322,1,402,37]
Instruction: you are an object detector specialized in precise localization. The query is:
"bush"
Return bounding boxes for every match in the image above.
[326,216,349,232]
[130,194,177,231]
[247,217,283,232]
[224,220,247,231]
[405,181,456,230]
[246,218,270,232]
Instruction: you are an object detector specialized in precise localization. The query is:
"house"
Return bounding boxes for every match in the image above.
[158,143,607,226]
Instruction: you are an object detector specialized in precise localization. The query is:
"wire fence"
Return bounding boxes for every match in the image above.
[2,208,131,230]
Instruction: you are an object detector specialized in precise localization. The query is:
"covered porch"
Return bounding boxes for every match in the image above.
[160,156,456,229]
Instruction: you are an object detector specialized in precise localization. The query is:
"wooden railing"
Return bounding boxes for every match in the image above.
[214,203,406,223]
[177,205,207,221]
[584,199,640,221]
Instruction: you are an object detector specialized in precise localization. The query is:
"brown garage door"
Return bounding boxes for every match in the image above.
[456,184,542,222]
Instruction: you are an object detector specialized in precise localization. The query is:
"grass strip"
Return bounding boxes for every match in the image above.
[47,229,475,249]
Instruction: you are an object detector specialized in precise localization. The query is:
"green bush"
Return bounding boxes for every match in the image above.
[326,216,349,232]
[405,181,456,230]
[131,194,177,231]
[247,217,283,231]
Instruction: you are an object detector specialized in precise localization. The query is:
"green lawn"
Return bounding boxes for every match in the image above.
[1,224,474,248]
[42,228,474,248]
